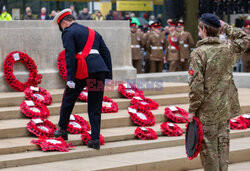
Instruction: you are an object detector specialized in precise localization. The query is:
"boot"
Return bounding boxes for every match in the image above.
[53,128,68,140]
[87,139,100,150]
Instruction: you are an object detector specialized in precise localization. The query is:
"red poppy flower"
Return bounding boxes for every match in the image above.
[134,127,158,140]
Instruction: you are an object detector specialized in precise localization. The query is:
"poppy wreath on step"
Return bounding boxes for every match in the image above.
[131,95,159,110]
[165,106,188,123]
[185,117,203,160]
[239,114,250,128]
[81,131,105,145]
[128,105,155,126]
[57,50,67,81]
[78,87,88,102]
[20,100,50,119]
[27,118,57,137]
[3,51,42,92]
[31,136,75,152]
[230,118,247,130]
[160,122,183,136]
[67,114,90,134]
[134,127,158,140]
[118,83,144,99]
[102,96,119,113]
[24,86,52,105]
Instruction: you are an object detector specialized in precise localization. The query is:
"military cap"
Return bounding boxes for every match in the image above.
[169,21,177,27]
[150,21,162,28]
[53,8,71,25]
[200,13,221,28]
[130,22,137,28]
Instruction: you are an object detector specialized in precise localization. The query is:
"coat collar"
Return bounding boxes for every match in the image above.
[196,37,221,47]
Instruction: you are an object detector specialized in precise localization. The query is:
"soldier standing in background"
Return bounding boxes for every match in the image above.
[143,25,151,73]
[130,23,144,73]
[242,20,250,72]
[177,20,194,71]
[166,21,180,72]
[146,22,167,73]
[188,13,249,171]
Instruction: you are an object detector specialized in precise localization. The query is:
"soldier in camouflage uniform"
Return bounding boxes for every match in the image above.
[146,22,167,72]
[166,21,180,72]
[130,23,144,73]
[242,20,250,72]
[177,20,194,71]
[188,13,249,171]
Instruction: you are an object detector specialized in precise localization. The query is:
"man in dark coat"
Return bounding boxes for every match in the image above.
[78,8,92,20]
[53,9,112,150]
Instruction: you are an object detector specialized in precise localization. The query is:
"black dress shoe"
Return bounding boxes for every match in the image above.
[87,140,100,150]
[53,128,68,140]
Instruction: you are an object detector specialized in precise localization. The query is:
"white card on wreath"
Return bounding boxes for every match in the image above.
[140,127,148,131]
[168,123,175,127]
[32,118,43,124]
[169,106,178,111]
[133,96,143,100]
[25,100,35,107]
[13,53,20,61]
[128,107,137,114]
[123,83,131,89]
[87,131,91,135]
[30,86,39,92]
[70,115,76,121]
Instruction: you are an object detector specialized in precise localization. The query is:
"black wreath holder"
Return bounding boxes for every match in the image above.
[134,127,158,140]
[31,136,75,152]
[24,86,52,106]
[27,118,57,137]
[128,105,155,127]
[165,106,188,123]
[3,51,42,92]
[81,131,105,145]
[118,83,144,99]
[131,95,159,110]
[160,122,183,136]
[78,87,88,102]
[185,117,203,160]
[239,114,250,128]
[20,100,50,119]
[67,114,90,134]
[230,118,247,130]
[102,96,119,113]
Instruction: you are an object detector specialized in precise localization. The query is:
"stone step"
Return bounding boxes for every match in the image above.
[0,124,249,156]
[0,136,249,170]
[0,83,189,107]
[0,93,189,120]
[190,162,250,171]
[1,102,250,139]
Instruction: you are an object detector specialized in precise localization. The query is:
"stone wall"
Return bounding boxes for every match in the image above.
[0,20,136,92]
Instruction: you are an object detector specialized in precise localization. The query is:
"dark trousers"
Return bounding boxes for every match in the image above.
[149,60,163,73]
[132,59,142,73]
[58,72,105,140]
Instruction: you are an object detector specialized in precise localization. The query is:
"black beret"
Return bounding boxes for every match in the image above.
[200,13,221,28]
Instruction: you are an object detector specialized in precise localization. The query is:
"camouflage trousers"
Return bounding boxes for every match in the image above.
[200,120,230,171]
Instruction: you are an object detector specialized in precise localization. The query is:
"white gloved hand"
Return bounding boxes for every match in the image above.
[67,81,75,89]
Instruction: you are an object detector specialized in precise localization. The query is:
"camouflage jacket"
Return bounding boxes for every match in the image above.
[188,24,249,125]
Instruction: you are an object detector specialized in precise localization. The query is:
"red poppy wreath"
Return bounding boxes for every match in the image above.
[31,136,75,152]
[27,118,57,137]
[67,114,90,134]
[128,105,155,126]
[20,100,50,119]
[131,95,159,110]
[24,86,52,105]
[102,96,119,113]
[160,122,183,136]
[230,118,247,130]
[57,50,67,81]
[239,114,250,128]
[134,127,158,140]
[78,87,88,102]
[81,131,105,145]
[3,51,42,92]
[165,106,188,123]
[118,83,144,99]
